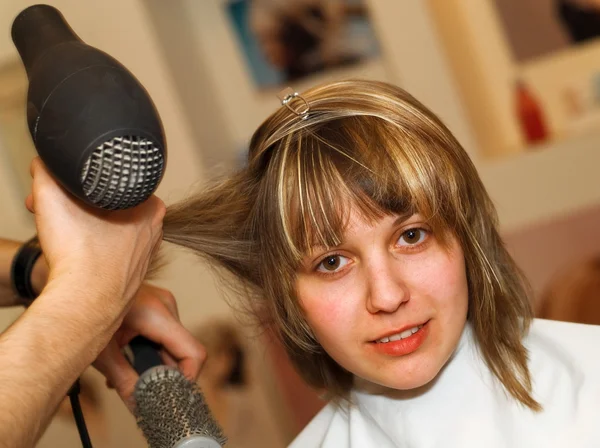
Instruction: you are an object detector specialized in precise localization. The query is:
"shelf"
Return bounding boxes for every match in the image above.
[478,127,600,233]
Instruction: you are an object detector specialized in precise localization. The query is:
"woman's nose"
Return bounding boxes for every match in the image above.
[365,257,410,314]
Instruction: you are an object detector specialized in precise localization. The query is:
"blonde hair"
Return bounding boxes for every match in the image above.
[162,79,540,410]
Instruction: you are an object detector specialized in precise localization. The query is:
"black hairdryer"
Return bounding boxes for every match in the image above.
[12,4,166,210]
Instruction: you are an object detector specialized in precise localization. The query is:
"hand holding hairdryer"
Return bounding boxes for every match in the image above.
[12,5,226,447]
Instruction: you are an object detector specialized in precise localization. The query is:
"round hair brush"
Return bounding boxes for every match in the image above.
[128,338,227,448]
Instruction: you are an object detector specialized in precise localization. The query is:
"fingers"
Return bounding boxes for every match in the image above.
[149,198,166,250]
[25,194,34,213]
[96,285,205,412]
[29,156,42,178]
[155,287,179,319]
[152,196,167,226]
[29,157,57,192]
[160,350,178,369]
[149,231,164,268]
[169,329,207,382]
[100,322,204,409]
[133,194,166,228]
[141,288,202,378]
[94,342,139,411]
[137,315,206,382]
[26,157,44,214]
[27,156,74,214]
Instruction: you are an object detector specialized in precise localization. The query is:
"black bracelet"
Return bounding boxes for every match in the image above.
[10,236,43,304]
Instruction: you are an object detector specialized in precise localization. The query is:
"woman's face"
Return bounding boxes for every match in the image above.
[295,208,469,391]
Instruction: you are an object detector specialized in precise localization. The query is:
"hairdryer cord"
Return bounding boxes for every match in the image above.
[68,378,93,448]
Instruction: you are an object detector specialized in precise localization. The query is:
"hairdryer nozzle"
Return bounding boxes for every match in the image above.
[81,136,165,210]
[12,4,80,77]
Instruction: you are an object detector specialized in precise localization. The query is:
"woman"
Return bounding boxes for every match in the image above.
[160,80,600,447]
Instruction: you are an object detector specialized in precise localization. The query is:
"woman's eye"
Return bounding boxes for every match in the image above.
[398,228,427,246]
[316,254,350,273]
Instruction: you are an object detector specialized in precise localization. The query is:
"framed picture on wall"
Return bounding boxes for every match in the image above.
[224,0,381,89]
[493,0,600,63]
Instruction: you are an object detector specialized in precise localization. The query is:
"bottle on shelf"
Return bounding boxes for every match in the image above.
[514,79,549,146]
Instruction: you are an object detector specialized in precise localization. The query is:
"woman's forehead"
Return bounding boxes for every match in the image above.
[342,207,416,235]
[303,206,419,252]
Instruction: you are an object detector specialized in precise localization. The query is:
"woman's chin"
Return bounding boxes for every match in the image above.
[355,365,442,394]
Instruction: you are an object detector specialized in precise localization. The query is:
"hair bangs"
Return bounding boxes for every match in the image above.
[270,116,464,264]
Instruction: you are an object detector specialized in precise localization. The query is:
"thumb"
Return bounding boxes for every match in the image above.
[94,342,140,412]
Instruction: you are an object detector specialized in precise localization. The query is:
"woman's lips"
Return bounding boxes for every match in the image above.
[370,320,430,356]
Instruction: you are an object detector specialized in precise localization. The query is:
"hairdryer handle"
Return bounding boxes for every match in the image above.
[127,336,163,375]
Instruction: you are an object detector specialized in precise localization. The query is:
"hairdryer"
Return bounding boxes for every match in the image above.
[12,3,166,210]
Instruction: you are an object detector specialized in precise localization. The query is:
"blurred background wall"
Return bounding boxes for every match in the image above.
[0,0,599,446]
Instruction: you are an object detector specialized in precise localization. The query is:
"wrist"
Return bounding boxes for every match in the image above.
[43,272,131,320]
[36,280,127,343]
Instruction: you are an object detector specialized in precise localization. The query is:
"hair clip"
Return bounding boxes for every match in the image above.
[277,87,310,120]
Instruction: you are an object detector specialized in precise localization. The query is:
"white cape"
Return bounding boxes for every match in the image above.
[289,319,600,447]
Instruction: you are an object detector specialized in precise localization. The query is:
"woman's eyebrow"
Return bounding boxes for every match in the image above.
[392,211,417,227]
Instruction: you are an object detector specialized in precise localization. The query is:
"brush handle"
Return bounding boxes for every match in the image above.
[127,336,163,375]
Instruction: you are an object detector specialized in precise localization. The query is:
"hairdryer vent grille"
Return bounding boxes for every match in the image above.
[81,136,164,210]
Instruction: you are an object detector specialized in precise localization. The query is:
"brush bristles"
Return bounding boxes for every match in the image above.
[134,366,227,447]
